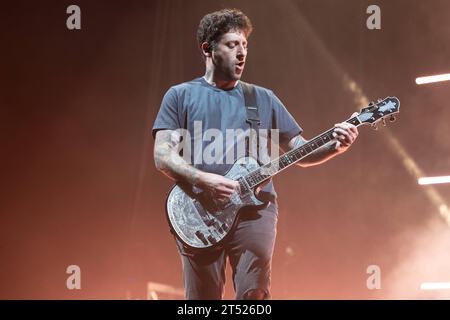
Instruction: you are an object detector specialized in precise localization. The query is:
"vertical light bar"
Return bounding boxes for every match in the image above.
[415,73,450,85]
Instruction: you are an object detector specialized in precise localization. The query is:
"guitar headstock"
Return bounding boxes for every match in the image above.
[358,97,400,129]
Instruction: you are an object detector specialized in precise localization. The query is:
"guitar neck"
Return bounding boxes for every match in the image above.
[244,115,363,189]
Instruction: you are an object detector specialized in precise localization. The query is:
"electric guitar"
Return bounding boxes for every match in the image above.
[166,97,400,252]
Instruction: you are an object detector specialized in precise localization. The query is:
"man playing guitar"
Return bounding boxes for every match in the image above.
[152,8,358,300]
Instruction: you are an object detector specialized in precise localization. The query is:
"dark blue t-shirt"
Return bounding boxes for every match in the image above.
[152,77,302,199]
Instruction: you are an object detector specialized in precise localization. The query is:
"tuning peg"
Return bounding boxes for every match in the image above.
[382,118,386,126]
[389,115,396,122]
[371,124,378,130]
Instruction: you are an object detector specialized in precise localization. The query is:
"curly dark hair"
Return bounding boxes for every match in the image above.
[196,8,253,54]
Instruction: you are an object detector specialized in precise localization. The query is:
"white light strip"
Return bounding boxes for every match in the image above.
[416,73,450,85]
[418,176,450,185]
[420,282,450,290]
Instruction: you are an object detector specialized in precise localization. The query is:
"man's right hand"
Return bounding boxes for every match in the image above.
[197,172,240,201]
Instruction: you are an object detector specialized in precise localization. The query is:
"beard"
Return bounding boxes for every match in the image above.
[218,65,240,81]
[213,57,243,81]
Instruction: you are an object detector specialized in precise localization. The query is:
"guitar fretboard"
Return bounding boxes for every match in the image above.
[244,116,361,188]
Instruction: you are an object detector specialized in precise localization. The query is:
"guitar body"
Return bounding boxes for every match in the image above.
[166,156,266,252]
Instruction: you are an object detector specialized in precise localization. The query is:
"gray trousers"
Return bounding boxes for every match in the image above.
[175,202,278,300]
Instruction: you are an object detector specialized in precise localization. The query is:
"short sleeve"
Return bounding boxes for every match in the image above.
[152,87,181,139]
[270,90,303,143]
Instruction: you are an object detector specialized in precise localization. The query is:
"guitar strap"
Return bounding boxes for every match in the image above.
[240,81,260,160]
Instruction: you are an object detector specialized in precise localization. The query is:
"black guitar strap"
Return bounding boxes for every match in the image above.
[240,81,260,160]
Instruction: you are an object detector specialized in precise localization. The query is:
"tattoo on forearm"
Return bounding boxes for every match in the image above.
[154,130,201,186]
